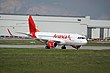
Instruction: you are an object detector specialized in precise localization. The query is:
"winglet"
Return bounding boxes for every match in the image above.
[7,28,13,36]
[28,15,40,38]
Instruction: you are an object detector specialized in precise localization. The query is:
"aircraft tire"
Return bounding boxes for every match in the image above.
[61,45,66,49]
[45,45,50,49]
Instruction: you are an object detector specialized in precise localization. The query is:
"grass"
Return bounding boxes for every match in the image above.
[84,42,110,46]
[0,39,110,46]
[84,40,110,46]
[0,48,110,73]
[0,39,44,45]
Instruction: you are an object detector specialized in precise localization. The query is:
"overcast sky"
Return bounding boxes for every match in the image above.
[0,0,110,19]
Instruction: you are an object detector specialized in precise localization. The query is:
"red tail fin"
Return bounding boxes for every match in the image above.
[28,15,40,38]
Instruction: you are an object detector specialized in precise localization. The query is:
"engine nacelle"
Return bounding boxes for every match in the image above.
[47,41,57,48]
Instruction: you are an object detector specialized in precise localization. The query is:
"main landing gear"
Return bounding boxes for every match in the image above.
[61,45,66,49]
[45,45,50,49]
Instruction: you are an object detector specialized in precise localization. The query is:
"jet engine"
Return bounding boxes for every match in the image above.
[46,41,57,49]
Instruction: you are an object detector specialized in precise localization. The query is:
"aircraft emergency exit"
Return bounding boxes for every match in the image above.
[26,15,87,49]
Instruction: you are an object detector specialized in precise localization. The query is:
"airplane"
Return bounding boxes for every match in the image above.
[24,15,87,49]
[7,28,30,39]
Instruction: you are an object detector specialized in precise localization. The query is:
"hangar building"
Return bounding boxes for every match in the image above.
[0,14,110,40]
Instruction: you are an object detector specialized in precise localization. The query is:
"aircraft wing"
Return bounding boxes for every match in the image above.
[16,32,32,37]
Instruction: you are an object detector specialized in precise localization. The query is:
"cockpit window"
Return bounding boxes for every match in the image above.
[78,37,85,39]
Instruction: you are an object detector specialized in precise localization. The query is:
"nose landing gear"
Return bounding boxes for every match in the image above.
[71,45,81,50]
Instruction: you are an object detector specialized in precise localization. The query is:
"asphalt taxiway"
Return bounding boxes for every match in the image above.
[0,45,110,50]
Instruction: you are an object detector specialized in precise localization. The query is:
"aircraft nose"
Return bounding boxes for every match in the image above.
[83,40,87,44]
[80,40,87,45]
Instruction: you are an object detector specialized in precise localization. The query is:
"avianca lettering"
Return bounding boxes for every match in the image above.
[53,34,71,40]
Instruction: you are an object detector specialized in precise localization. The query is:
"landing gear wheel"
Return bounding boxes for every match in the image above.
[76,45,81,50]
[45,45,50,49]
[61,45,66,49]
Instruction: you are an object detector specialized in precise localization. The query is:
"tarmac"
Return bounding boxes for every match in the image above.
[0,45,110,50]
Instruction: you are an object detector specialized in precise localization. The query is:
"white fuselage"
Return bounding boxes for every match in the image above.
[35,32,87,46]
